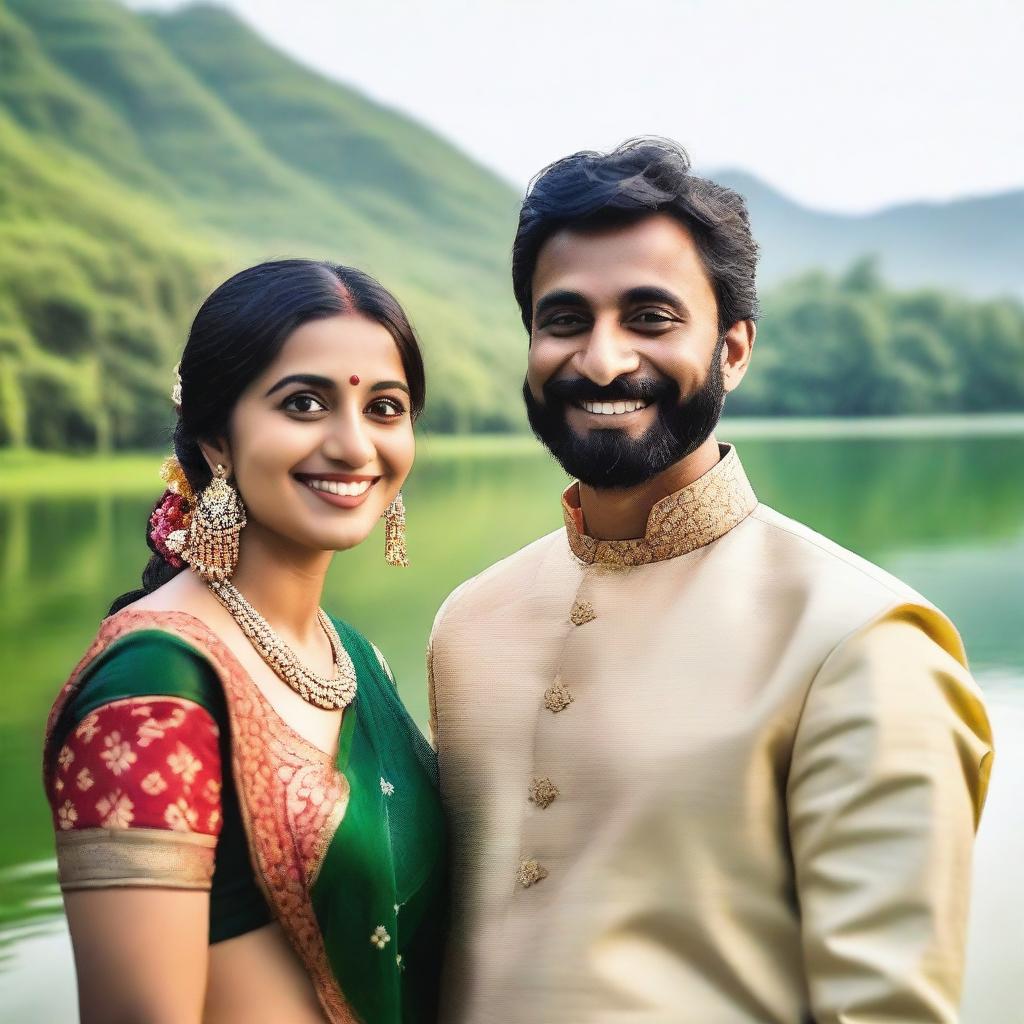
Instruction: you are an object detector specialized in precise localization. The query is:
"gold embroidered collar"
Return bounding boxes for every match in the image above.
[561,444,757,566]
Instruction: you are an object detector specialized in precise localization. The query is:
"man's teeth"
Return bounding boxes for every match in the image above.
[580,400,649,416]
[305,479,372,497]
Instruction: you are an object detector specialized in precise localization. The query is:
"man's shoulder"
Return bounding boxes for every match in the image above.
[431,527,566,634]
[740,503,970,668]
[746,502,934,611]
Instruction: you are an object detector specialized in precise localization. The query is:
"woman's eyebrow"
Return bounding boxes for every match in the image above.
[370,380,410,396]
[264,373,336,398]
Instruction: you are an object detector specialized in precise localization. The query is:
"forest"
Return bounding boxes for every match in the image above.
[1,0,1021,452]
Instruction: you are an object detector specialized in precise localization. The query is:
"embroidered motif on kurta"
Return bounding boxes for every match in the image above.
[543,678,574,713]
[528,777,560,809]
[517,858,549,888]
[569,600,596,626]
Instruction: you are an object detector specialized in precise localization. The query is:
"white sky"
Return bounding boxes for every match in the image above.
[128,0,1023,214]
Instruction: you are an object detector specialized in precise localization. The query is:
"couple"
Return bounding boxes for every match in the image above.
[44,140,992,1023]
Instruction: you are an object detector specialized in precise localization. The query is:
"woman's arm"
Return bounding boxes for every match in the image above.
[46,692,225,1023]
[65,888,209,1024]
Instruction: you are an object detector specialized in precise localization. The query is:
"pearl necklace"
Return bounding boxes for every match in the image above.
[208,581,357,711]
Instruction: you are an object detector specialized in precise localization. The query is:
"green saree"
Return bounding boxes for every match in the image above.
[44,608,447,1024]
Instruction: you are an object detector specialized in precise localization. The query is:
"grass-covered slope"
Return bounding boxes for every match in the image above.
[147,4,518,266]
[1,0,527,448]
[0,102,222,449]
[1,0,1020,452]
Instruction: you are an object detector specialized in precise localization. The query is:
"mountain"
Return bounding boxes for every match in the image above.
[716,171,1024,299]
[1,0,525,448]
[0,0,1020,451]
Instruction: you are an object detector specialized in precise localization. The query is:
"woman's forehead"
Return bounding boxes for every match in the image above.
[265,314,406,381]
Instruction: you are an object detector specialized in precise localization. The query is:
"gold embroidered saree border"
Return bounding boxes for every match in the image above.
[56,826,216,891]
[45,609,358,1024]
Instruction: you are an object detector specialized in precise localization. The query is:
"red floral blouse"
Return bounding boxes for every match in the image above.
[46,696,223,889]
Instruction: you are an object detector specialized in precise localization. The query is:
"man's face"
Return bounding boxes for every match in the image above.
[524,214,731,490]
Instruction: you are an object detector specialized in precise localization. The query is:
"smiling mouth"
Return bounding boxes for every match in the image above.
[575,400,650,416]
[293,473,379,498]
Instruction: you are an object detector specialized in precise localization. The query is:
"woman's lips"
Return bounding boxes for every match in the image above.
[293,473,380,510]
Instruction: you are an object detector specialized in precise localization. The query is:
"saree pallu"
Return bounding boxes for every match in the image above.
[43,608,447,1024]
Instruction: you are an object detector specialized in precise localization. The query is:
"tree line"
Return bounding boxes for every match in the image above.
[1,257,1022,451]
[731,259,1024,416]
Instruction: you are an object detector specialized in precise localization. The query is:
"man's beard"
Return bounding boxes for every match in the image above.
[523,342,726,490]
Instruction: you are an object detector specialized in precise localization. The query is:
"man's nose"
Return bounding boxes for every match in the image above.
[573,319,641,386]
[322,407,375,468]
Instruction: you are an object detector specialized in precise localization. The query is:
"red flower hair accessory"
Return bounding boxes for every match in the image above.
[149,490,191,568]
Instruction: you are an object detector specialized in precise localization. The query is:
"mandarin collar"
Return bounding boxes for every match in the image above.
[561,444,757,566]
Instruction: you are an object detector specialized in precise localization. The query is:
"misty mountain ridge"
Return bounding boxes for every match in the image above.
[713,170,1023,298]
[0,0,1020,451]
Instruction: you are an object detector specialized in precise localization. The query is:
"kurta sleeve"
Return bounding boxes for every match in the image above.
[787,603,993,1023]
[46,696,223,891]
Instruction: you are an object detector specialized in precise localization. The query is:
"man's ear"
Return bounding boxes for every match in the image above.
[197,437,232,477]
[721,319,756,393]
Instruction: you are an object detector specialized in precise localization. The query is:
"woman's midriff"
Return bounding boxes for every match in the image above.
[204,922,328,1023]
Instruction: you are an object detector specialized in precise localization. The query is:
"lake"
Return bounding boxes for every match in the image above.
[2,422,1022,1021]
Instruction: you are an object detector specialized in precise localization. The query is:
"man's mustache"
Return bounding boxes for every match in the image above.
[542,375,677,406]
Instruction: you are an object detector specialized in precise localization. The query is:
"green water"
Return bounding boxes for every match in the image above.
[2,427,1023,1020]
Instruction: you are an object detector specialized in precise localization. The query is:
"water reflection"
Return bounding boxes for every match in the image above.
[1,432,1022,1017]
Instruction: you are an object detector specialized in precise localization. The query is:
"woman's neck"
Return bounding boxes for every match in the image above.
[226,524,334,646]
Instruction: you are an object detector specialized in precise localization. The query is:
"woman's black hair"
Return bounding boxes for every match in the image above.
[108,259,426,615]
[511,137,760,333]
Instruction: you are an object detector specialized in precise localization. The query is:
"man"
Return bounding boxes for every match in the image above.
[428,138,992,1023]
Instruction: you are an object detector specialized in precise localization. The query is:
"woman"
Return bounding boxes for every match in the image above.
[42,260,446,1023]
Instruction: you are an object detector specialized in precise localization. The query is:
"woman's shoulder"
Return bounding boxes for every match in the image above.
[45,625,227,892]
[58,624,225,740]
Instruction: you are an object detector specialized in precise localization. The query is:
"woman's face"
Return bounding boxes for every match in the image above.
[211,314,415,556]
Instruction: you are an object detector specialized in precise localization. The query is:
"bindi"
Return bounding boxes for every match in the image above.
[349,375,360,386]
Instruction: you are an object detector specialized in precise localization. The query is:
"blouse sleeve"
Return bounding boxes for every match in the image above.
[46,695,223,892]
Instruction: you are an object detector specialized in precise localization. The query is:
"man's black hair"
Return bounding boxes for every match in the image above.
[511,137,760,332]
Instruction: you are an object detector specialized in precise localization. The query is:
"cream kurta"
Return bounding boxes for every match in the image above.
[429,445,993,1024]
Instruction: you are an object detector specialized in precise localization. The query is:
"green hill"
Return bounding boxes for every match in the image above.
[0,0,1021,452]
[0,0,526,448]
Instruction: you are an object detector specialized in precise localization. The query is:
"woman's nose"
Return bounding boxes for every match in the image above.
[321,408,375,469]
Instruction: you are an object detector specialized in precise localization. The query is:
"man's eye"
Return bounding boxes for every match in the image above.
[368,397,407,419]
[631,310,675,324]
[282,393,328,414]
[543,313,588,329]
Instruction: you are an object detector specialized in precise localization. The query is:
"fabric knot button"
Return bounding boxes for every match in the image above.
[517,858,549,888]
[569,600,596,626]
[543,678,574,713]
[528,776,560,809]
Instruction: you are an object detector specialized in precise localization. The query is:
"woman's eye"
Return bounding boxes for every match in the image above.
[282,393,328,414]
[368,397,406,419]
